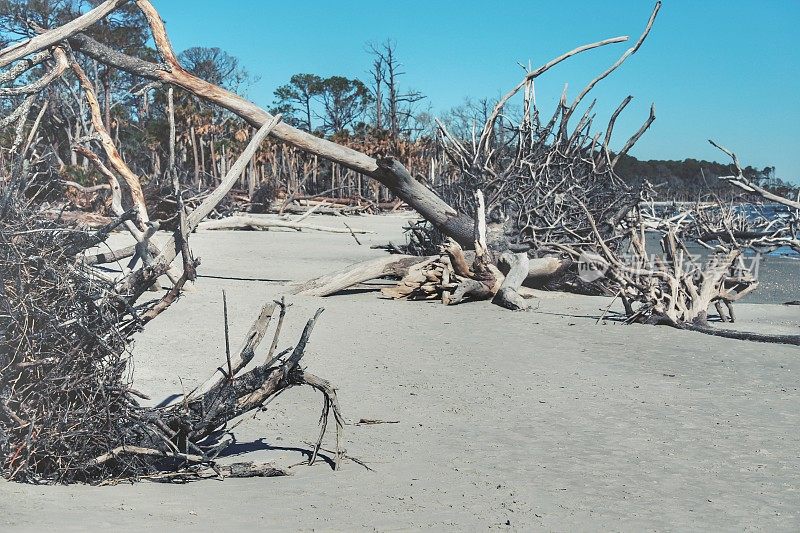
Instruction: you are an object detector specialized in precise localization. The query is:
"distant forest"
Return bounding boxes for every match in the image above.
[614,155,798,201]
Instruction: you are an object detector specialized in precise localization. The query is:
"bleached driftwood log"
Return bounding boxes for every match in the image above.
[197,215,373,234]
[294,255,433,297]
[493,252,531,310]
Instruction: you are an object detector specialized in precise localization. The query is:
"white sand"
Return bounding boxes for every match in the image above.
[2,214,799,531]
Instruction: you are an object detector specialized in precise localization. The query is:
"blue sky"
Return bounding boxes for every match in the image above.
[152,1,800,183]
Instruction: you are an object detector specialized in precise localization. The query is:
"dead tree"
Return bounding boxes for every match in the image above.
[571,201,800,345]
[296,3,663,304]
[52,0,475,246]
[710,140,799,254]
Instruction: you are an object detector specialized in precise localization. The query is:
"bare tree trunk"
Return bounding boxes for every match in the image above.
[69,28,475,246]
[167,86,175,175]
[190,125,200,185]
[102,67,112,132]
[67,124,78,166]
[209,137,218,181]
[249,151,257,197]
[199,134,206,179]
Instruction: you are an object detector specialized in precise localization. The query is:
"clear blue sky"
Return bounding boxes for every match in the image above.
[152,1,800,183]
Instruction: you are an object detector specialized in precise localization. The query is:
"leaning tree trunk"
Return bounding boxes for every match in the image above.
[65,4,476,247]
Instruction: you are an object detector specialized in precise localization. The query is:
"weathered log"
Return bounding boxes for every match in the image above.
[444,239,474,278]
[676,323,800,346]
[280,204,366,216]
[525,257,570,286]
[293,255,433,297]
[447,279,494,305]
[493,252,531,310]
[197,215,373,234]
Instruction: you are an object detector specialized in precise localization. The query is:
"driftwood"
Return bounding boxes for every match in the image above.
[296,190,535,310]
[3,7,795,485]
[12,0,668,289]
[493,252,531,310]
[711,140,799,254]
[198,214,373,234]
[573,202,800,345]
[280,204,367,217]
[294,255,432,297]
[42,209,113,227]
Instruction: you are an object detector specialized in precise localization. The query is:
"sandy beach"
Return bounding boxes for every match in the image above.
[2,214,798,531]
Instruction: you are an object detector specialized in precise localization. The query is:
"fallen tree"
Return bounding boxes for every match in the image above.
[1,89,343,481]
[55,0,667,281]
[294,3,664,305]
[56,0,475,246]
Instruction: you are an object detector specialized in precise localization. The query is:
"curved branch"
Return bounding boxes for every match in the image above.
[69,57,150,224]
[0,0,129,68]
[565,1,661,122]
[477,35,629,155]
[0,51,50,84]
[0,47,68,96]
[611,103,655,168]
[134,0,181,68]
[603,95,633,152]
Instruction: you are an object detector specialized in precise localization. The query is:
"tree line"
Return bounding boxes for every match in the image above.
[0,0,795,210]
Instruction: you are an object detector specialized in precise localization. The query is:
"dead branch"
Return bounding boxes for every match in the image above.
[197,215,374,234]
[69,56,150,225]
[0,0,128,68]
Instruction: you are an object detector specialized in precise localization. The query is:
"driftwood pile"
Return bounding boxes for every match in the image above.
[380,192,532,310]
[1,90,344,482]
[0,180,342,484]
[296,191,547,312]
[402,4,663,292]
